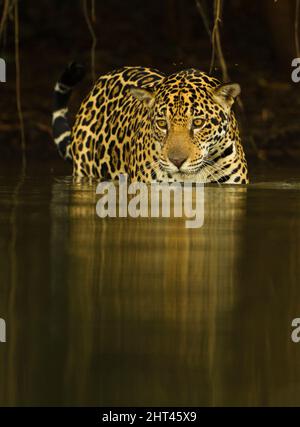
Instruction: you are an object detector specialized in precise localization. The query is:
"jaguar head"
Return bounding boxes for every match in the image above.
[130,70,240,181]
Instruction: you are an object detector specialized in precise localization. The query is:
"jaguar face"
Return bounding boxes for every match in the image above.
[130,72,240,181]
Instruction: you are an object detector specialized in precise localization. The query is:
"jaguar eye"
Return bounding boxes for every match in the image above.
[192,118,205,128]
[156,119,168,130]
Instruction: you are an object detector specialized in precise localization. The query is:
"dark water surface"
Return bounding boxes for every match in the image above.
[0,161,300,406]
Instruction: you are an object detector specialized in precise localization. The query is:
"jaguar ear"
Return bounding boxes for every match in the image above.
[129,87,155,108]
[213,83,241,110]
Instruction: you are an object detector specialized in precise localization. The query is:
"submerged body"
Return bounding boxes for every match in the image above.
[52,63,249,183]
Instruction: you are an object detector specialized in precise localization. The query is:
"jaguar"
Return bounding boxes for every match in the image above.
[52,62,249,183]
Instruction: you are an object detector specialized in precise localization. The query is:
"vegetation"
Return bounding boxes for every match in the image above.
[0,0,300,162]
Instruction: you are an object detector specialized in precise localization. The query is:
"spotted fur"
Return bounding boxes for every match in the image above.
[52,64,249,183]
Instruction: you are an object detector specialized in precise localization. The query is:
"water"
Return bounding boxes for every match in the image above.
[0,161,300,406]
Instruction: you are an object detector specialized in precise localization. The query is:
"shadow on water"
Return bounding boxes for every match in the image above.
[0,162,300,406]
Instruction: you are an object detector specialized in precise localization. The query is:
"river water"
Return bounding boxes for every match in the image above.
[0,160,300,406]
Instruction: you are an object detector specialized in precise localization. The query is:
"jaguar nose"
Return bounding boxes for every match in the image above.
[168,154,188,169]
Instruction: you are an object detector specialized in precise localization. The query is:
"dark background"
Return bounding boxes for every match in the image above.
[0,0,300,163]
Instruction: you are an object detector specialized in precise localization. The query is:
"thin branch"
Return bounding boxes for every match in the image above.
[91,0,96,23]
[210,0,228,82]
[195,0,211,38]
[14,0,26,171]
[82,0,97,82]
[0,0,10,40]
[0,0,17,45]
[295,0,300,58]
